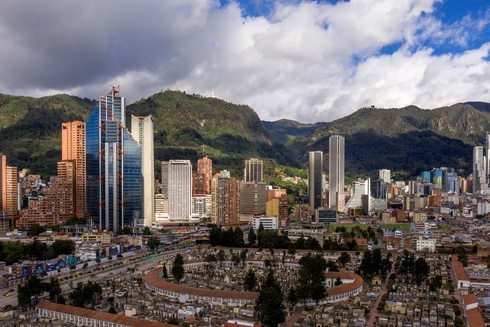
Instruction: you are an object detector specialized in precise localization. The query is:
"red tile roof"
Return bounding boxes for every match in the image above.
[327,271,364,296]
[466,307,485,327]
[143,269,259,299]
[36,301,170,327]
[463,293,479,306]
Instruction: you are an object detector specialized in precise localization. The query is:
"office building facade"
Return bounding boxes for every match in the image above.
[211,175,240,226]
[86,86,142,232]
[131,115,155,227]
[329,135,345,210]
[197,155,212,194]
[61,121,86,218]
[167,160,192,221]
[309,151,324,212]
[244,158,263,182]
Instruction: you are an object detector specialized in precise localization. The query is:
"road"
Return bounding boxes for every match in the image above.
[0,247,192,308]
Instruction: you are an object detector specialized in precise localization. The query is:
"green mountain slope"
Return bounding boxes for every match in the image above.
[261,119,327,144]
[126,91,300,178]
[0,94,95,177]
[289,103,490,178]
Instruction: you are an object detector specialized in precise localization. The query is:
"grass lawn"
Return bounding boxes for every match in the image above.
[379,223,411,232]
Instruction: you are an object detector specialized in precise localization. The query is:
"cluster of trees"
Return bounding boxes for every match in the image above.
[171,253,185,283]
[357,249,392,278]
[0,239,75,265]
[210,224,361,254]
[210,226,244,247]
[205,249,248,267]
[288,253,328,307]
[18,276,65,310]
[69,281,102,308]
[395,250,430,285]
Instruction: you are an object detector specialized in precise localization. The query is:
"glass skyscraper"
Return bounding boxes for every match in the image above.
[86,86,142,232]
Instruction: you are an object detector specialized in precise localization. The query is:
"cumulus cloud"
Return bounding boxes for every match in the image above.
[0,0,489,122]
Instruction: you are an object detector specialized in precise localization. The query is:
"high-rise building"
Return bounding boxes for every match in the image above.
[86,86,142,232]
[5,166,19,222]
[443,167,459,193]
[17,160,74,229]
[344,178,371,213]
[197,155,212,194]
[379,169,391,183]
[0,153,6,213]
[131,115,155,227]
[244,158,263,182]
[61,121,86,218]
[473,146,487,193]
[308,151,323,212]
[211,174,240,226]
[240,182,266,216]
[167,160,192,221]
[161,161,169,198]
[192,173,206,196]
[266,194,289,227]
[329,136,345,209]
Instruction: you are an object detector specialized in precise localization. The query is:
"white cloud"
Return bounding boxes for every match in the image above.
[0,0,489,123]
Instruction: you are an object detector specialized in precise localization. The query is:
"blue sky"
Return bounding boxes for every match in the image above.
[0,0,489,122]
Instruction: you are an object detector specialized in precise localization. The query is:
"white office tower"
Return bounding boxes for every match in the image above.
[344,178,371,213]
[168,160,192,221]
[379,169,391,183]
[329,135,345,209]
[473,146,488,193]
[131,115,154,227]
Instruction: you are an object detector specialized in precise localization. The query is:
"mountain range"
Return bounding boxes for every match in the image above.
[0,90,487,181]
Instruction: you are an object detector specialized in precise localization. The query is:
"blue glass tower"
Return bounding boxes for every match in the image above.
[86,86,142,232]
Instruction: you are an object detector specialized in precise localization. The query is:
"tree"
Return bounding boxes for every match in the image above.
[52,239,75,256]
[248,228,257,246]
[305,237,322,251]
[234,227,245,247]
[334,277,343,286]
[255,270,286,327]
[243,269,257,291]
[287,286,298,307]
[17,284,32,311]
[27,276,45,305]
[337,252,351,267]
[147,236,160,250]
[120,226,132,235]
[413,256,430,285]
[56,294,66,304]
[108,306,117,314]
[171,254,185,283]
[209,225,222,246]
[48,277,62,302]
[287,244,296,255]
[174,253,184,266]
[240,249,248,267]
[4,241,24,265]
[310,282,327,305]
[257,223,265,247]
[162,263,169,279]
[142,226,152,235]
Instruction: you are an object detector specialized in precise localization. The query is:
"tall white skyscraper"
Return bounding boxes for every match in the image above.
[168,160,192,220]
[308,151,324,212]
[379,169,391,183]
[473,145,487,193]
[131,115,154,227]
[329,135,345,209]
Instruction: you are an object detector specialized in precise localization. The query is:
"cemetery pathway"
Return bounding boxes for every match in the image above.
[365,269,393,326]
[286,306,303,327]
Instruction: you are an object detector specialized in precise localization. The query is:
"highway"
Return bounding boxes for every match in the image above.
[0,247,192,308]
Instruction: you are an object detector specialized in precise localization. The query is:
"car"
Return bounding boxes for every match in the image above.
[4,293,11,297]
[8,289,14,292]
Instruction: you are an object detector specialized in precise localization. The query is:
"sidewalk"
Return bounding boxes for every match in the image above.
[286,306,303,327]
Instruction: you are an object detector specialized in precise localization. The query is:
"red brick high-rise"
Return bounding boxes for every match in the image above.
[197,155,212,194]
